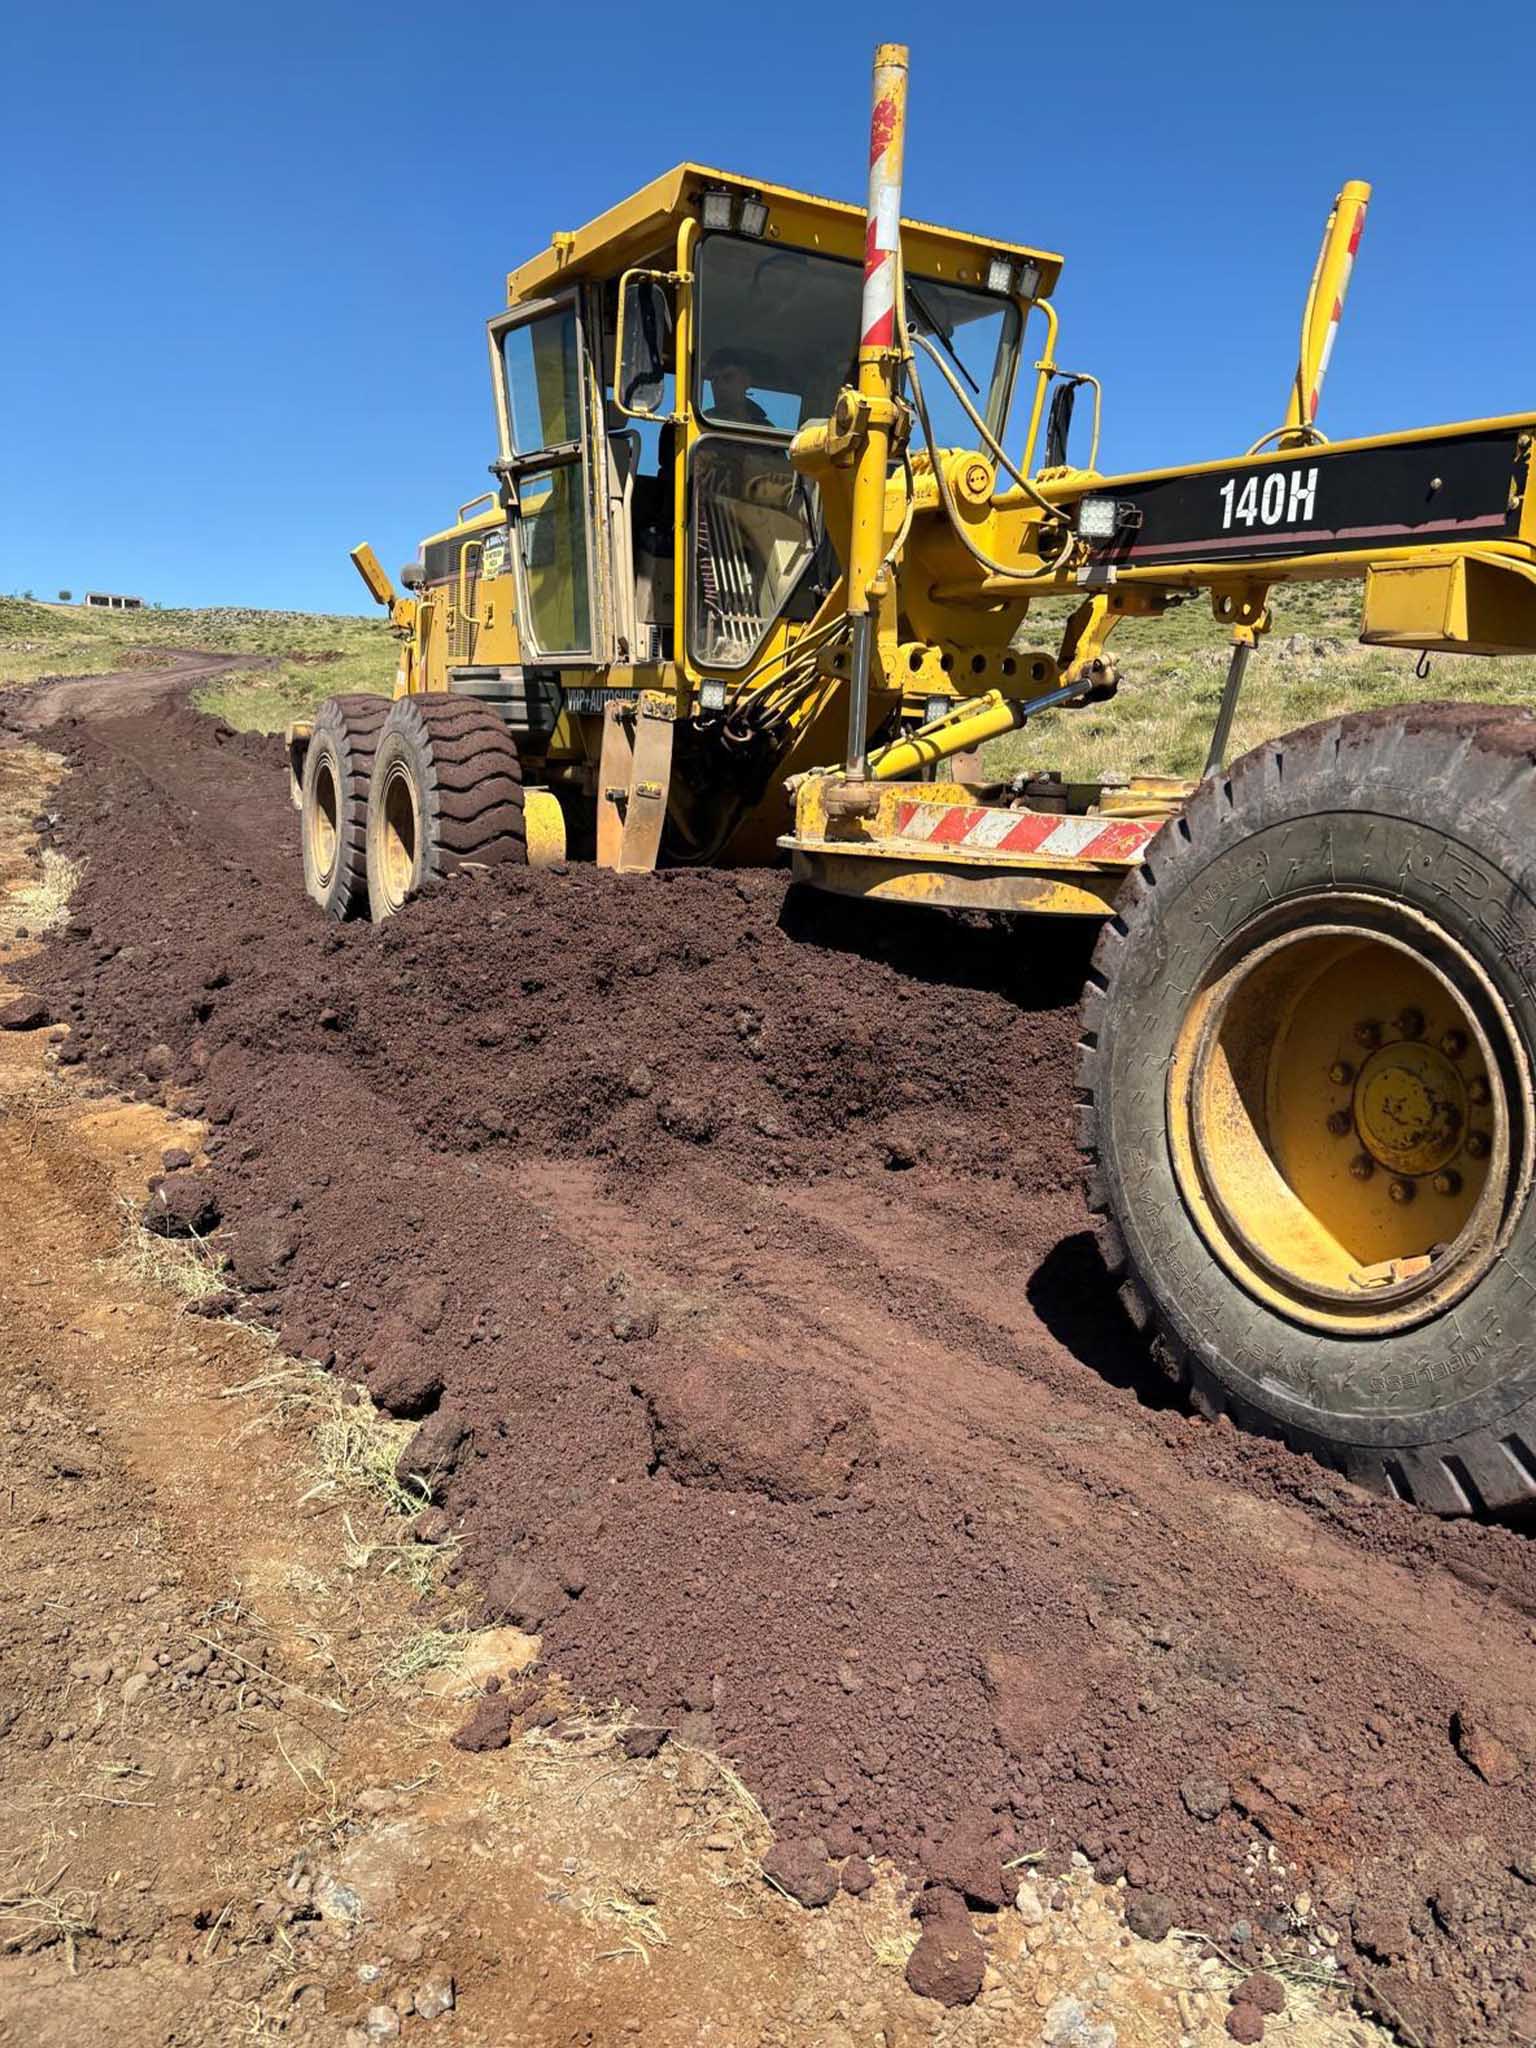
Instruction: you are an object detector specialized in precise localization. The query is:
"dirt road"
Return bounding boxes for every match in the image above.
[8,668,1536,2045]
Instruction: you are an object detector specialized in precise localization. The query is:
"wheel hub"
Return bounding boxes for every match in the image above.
[1353,1039,1465,1176]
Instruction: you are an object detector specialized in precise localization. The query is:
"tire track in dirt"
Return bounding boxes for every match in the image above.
[17,680,1536,2045]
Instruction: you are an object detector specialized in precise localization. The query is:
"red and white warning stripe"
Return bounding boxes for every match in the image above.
[1308,195,1367,426]
[860,49,907,353]
[891,801,1158,864]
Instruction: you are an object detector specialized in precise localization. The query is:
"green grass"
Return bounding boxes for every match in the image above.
[0,595,394,728]
[984,579,1536,784]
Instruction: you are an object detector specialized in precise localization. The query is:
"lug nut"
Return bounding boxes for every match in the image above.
[1467,1130,1491,1160]
[1349,1153,1376,1181]
[1354,1020,1382,1050]
[1388,1178,1415,1204]
[1441,1029,1468,1059]
[1329,1061,1354,1086]
[1326,1110,1352,1136]
[1433,1169,1462,1197]
[1394,1007,1425,1040]
[1469,1076,1491,1105]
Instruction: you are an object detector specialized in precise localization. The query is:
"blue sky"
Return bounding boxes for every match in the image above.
[5,0,1533,615]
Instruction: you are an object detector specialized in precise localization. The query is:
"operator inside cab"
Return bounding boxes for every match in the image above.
[656,347,772,514]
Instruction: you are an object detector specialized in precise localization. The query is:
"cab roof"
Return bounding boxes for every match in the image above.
[506,162,1063,306]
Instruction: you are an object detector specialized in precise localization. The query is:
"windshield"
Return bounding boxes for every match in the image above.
[693,233,1021,450]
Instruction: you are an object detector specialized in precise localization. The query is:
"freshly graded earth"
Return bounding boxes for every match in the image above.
[11,675,1536,2047]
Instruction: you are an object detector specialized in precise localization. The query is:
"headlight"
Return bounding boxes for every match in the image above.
[986,256,1014,295]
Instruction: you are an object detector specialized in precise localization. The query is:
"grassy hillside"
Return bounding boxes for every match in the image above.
[985,579,1536,784]
[0,597,394,731]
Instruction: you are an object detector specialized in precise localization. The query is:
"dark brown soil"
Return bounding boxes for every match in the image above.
[19,681,1536,2046]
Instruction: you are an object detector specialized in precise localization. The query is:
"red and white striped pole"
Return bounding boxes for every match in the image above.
[1283,179,1371,444]
[845,41,909,778]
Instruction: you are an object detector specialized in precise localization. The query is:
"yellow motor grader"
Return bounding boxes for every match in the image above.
[295,43,1536,1517]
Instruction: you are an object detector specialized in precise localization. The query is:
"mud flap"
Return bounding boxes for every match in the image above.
[596,691,675,874]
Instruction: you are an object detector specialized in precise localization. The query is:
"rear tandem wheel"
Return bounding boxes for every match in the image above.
[1079,704,1536,1515]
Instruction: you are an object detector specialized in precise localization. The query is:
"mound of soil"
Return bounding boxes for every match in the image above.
[23,683,1536,2046]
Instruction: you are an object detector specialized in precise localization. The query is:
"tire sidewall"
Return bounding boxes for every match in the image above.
[301,726,350,917]
[366,723,431,919]
[1100,725,1536,1454]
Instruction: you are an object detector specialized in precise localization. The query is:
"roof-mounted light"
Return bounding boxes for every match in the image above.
[1015,258,1043,299]
[738,195,768,238]
[702,189,735,231]
[986,256,1014,295]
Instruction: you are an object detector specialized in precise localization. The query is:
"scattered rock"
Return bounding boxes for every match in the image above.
[656,1094,718,1144]
[144,1170,220,1238]
[186,1288,238,1319]
[905,1887,985,2007]
[161,1145,193,1171]
[610,1305,659,1343]
[624,1063,653,1099]
[0,995,51,1031]
[1451,1706,1523,1786]
[361,2008,401,2043]
[926,1809,1008,1908]
[639,1359,875,1503]
[762,1838,838,1909]
[367,1348,444,1420]
[120,1672,151,1707]
[1234,1973,1285,2016]
[619,1725,669,1761]
[422,1627,539,1701]
[1352,1906,1413,1963]
[228,1210,301,1291]
[412,1971,455,2021]
[450,1695,512,1753]
[1124,1890,1175,1943]
[1014,1881,1045,1927]
[397,1408,471,1498]
[1180,1776,1231,1822]
[1225,2005,1265,2044]
[412,1507,452,1545]
[840,1855,874,1897]
[1507,1990,1536,2044]
[141,1042,173,1081]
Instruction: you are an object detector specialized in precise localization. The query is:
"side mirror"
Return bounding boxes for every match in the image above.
[400,561,426,591]
[615,271,675,421]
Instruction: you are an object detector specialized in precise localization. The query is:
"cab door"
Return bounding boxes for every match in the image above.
[490,292,607,663]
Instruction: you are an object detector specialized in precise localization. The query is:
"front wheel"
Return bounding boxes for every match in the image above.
[301,694,390,919]
[1079,704,1536,1514]
[365,695,527,921]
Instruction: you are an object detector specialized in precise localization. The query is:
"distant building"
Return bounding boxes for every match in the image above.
[83,591,144,611]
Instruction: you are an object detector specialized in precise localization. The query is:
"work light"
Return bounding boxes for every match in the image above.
[986,256,1014,295]
[702,190,735,231]
[739,196,768,238]
[1076,497,1119,541]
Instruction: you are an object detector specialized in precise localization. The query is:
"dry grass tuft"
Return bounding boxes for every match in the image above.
[0,1873,98,1971]
[0,849,83,939]
[109,1199,225,1303]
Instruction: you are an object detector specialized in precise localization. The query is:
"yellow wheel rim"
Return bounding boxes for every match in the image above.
[378,760,420,913]
[306,754,339,885]
[1168,894,1530,1335]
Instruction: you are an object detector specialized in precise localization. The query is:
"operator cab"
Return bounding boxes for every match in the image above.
[486,166,1055,689]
